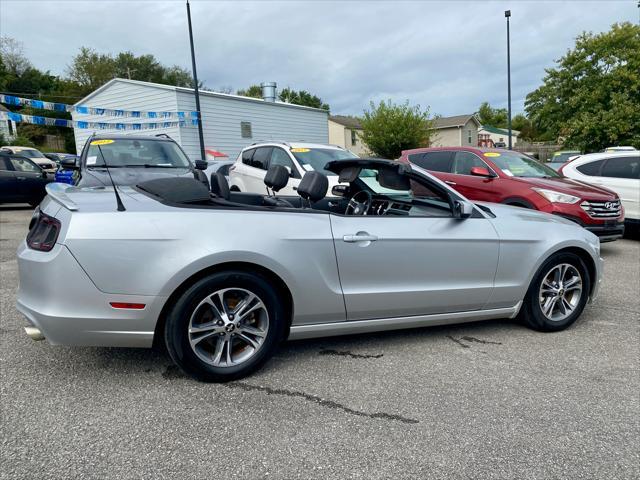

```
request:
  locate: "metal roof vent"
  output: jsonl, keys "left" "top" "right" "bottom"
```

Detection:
{"left": 260, "top": 82, "right": 277, "bottom": 102}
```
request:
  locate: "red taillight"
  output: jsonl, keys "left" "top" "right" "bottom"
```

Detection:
{"left": 109, "top": 302, "right": 146, "bottom": 310}
{"left": 26, "top": 212, "right": 60, "bottom": 252}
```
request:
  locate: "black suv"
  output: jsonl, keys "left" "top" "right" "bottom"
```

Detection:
{"left": 62, "top": 134, "right": 208, "bottom": 188}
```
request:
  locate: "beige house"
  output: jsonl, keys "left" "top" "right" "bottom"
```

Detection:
{"left": 431, "top": 114, "right": 480, "bottom": 147}
{"left": 328, "top": 115, "right": 368, "bottom": 156}
{"left": 478, "top": 124, "right": 520, "bottom": 147}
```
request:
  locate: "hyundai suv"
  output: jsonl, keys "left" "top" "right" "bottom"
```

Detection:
{"left": 399, "top": 147, "right": 624, "bottom": 242}
{"left": 229, "top": 142, "right": 358, "bottom": 196}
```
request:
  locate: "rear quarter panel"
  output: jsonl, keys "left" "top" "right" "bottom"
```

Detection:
{"left": 63, "top": 207, "right": 346, "bottom": 325}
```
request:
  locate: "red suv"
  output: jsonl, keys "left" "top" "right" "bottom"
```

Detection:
{"left": 399, "top": 147, "right": 624, "bottom": 242}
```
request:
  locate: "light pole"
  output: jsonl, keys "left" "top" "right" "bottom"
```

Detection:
{"left": 187, "top": 0, "right": 206, "bottom": 161}
{"left": 505, "top": 10, "right": 512, "bottom": 150}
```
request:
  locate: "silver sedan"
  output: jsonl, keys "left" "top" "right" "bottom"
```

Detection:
{"left": 17, "top": 158, "right": 602, "bottom": 381}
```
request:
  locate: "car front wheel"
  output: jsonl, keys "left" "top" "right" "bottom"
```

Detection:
{"left": 165, "top": 270, "right": 286, "bottom": 382}
{"left": 519, "top": 252, "right": 591, "bottom": 332}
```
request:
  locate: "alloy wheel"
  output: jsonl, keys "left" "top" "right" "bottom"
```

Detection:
{"left": 538, "top": 263, "right": 583, "bottom": 322}
{"left": 188, "top": 288, "right": 269, "bottom": 367}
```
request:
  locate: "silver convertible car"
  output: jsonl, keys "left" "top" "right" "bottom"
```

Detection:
{"left": 17, "top": 158, "right": 602, "bottom": 381}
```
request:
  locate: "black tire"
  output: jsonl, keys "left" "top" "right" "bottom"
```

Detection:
{"left": 164, "top": 270, "right": 286, "bottom": 382}
{"left": 519, "top": 252, "right": 591, "bottom": 332}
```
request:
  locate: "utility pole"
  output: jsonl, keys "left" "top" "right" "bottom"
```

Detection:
{"left": 505, "top": 10, "right": 512, "bottom": 150}
{"left": 186, "top": 0, "right": 206, "bottom": 161}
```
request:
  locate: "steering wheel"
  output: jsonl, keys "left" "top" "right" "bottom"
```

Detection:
{"left": 345, "top": 190, "right": 373, "bottom": 216}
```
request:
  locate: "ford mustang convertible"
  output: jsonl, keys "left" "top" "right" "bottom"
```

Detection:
{"left": 17, "top": 159, "right": 602, "bottom": 381}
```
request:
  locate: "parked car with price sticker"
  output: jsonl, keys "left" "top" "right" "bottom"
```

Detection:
{"left": 228, "top": 142, "right": 358, "bottom": 196}
{"left": 63, "top": 134, "right": 209, "bottom": 188}
{"left": 399, "top": 147, "right": 625, "bottom": 242}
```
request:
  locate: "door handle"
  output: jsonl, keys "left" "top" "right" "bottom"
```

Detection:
{"left": 445, "top": 180, "right": 456, "bottom": 186}
{"left": 16, "top": 176, "right": 27, "bottom": 180}
{"left": 343, "top": 233, "right": 378, "bottom": 243}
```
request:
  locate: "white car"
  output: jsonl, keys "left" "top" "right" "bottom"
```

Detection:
{"left": 0, "top": 146, "right": 57, "bottom": 173}
{"left": 604, "top": 146, "right": 637, "bottom": 153}
{"left": 560, "top": 151, "right": 640, "bottom": 224}
{"left": 229, "top": 142, "right": 358, "bottom": 196}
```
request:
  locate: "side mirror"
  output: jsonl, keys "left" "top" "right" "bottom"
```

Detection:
{"left": 331, "top": 184, "right": 350, "bottom": 197}
{"left": 470, "top": 166, "right": 493, "bottom": 177}
{"left": 61, "top": 157, "right": 79, "bottom": 170}
{"left": 454, "top": 200, "right": 474, "bottom": 219}
{"left": 194, "top": 160, "right": 208, "bottom": 170}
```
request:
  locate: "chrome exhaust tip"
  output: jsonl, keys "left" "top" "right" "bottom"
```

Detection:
{"left": 24, "top": 326, "right": 45, "bottom": 341}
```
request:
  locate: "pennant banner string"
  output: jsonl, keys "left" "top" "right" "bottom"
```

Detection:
{"left": 0, "top": 94, "right": 199, "bottom": 119}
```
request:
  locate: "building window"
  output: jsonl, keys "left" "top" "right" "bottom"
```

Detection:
{"left": 240, "top": 121, "right": 252, "bottom": 138}
{"left": 7, "top": 120, "right": 13, "bottom": 136}
{"left": 351, "top": 129, "right": 357, "bottom": 146}
{"left": 467, "top": 129, "right": 472, "bottom": 144}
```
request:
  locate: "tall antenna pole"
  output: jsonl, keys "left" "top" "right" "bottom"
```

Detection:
{"left": 187, "top": 0, "right": 206, "bottom": 161}
{"left": 505, "top": 10, "right": 512, "bottom": 150}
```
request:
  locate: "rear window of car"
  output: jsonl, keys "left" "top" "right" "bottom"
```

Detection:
{"left": 408, "top": 152, "right": 453, "bottom": 173}
{"left": 601, "top": 156, "right": 640, "bottom": 180}
{"left": 576, "top": 160, "right": 604, "bottom": 176}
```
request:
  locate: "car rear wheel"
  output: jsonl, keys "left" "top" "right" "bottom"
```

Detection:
{"left": 519, "top": 252, "right": 591, "bottom": 332}
{"left": 164, "top": 270, "right": 286, "bottom": 382}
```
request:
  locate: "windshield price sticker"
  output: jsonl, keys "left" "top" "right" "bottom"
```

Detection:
{"left": 484, "top": 152, "right": 501, "bottom": 157}
{"left": 86, "top": 156, "right": 97, "bottom": 165}
{"left": 290, "top": 148, "right": 310, "bottom": 153}
{"left": 302, "top": 164, "right": 314, "bottom": 171}
{"left": 90, "top": 139, "right": 115, "bottom": 146}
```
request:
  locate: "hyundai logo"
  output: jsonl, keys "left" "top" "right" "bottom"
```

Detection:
{"left": 604, "top": 202, "right": 615, "bottom": 209}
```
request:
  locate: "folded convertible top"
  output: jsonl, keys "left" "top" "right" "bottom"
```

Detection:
{"left": 136, "top": 177, "right": 211, "bottom": 204}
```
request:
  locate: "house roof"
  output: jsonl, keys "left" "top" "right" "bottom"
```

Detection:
{"left": 75, "top": 78, "right": 328, "bottom": 114}
{"left": 479, "top": 124, "right": 520, "bottom": 136}
{"left": 0, "top": 104, "right": 9, "bottom": 112}
{"left": 329, "top": 115, "right": 362, "bottom": 130}
{"left": 433, "top": 114, "right": 480, "bottom": 129}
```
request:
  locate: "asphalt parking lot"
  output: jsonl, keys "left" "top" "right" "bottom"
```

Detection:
{"left": 1, "top": 206, "right": 639, "bottom": 480}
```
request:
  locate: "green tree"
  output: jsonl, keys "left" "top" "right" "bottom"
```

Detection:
{"left": 279, "top": 87, "right": 329, "bottom": 110}
{"left": 236, "top": 84, "right": 263, "bottom": 98}
{"left": 526, "top": 22, "right": 640, "bottom": 151}
{"left": 477, "top": 101, "right": 508, "bottom": 128}
{"left": 360, "top": 100, "right": 434, "bottom": 159}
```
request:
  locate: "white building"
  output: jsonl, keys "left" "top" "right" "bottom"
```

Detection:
{"left": 478, "top": 125, "right": 520, "bottom": 147}
{"left": 0, "top": 104, "right": 17, "bottom": 142}
{"left": 71, "top": 79, "right": 329, "bottom": 159}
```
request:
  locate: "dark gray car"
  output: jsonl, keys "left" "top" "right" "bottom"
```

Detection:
{"left": 67, "top": 134, "right": 208, "bottom": 188}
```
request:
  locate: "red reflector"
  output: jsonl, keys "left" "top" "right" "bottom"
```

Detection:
{"left": 109, "top": 302, "right": 146, "bottom": 310}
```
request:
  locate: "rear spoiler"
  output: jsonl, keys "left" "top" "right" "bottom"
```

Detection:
{"left": 45, "top": 183, "right": 78, "bottom": 211}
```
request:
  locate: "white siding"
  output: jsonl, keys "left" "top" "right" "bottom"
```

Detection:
{"left": 71, "top": 80, "right": 180, "bottom": 154}
{"left": 176, "top": 91, "right": 329, "bottom": 160}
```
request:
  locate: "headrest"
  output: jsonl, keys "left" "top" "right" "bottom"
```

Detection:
{"left": 210, "top": 171, "right": 230, "bottom": 200}
{"left": 378, "top": 166, "right": 410, "bottom": 190}
{"left": 137, "top": 177, "right": 210, "bottom": 203}
{"left": 264, "top": 164, "right": 289, "bottom": 192}
{"left": 338, "top": 166, "right": 361, "bottom": 183}
{"left": 297, "top": 171, "right": 328, "bottom": 202}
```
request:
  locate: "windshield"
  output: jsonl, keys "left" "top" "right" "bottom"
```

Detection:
{"left": 85, "top": 139, "right": 191, "bottom": 168}
{"left": 489, "top": 151, "right": 560, "bottom": 178}
{"left": 290, "top": 148, "right": 357, "bottom": 176}
{"left": 15, "top": 149, "right": 46, "bottom": 159}
{"left": 552, "top": 152, "right": 580, "bottom": 163}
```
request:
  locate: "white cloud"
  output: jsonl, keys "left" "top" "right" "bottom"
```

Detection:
{"left": 1, "top": 0, "right": 637, "bottom": 116}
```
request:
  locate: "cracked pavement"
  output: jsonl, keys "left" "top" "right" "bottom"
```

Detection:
{"left": 1, "top": 206, "right": 639, "bottom": 479}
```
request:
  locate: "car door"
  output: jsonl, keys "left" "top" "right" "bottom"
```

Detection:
{"left": 243, "top": 147, "right": 272, "bottom": 193}
{"left": 449, "top": 151, "right": 500, "bottom": 202}
{"left": 599, "top": 156, "right": 640, "bottom": 220}
{"left": 269, "top": 147, "right": 302, "bottom": 195}
{"left": 10, "top": 157, "right": 46, "bottom": 201}
{"left": 330, "top": 176, "right": 500, "bottom": 321}
{"left": 0, "top": 157, "right": 18, "bottom": 202}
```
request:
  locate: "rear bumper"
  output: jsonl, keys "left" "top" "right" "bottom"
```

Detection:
{"left": 16, "top": 241, "right": 165, "bottom": 347}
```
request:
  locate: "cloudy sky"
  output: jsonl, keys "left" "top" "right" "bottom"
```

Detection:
{"left": 1, "top": 0, "right": 637, "bottom": 117}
